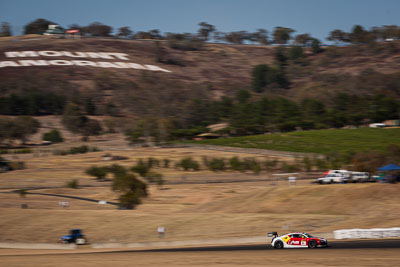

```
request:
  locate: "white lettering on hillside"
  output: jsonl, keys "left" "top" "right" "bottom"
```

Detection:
{"left": 5, "top": 51, "right": 39, "bottom": 58}
{"left": 61, "top": 51, "right": 88, "bottom": 58}
{"left": 4, "top": 51, "right": 129, "bottom": 60}
{"left": 18, "top": 60, "right": 49, "bottom": 66}
{"left": 0, "top": 61, "right": 20, "bottom": 67}
{"left": 0, "top": 59, "right": 172, "bottom": 72}
{"left": 144, "top": 65, "right": 172, "bottom": 73}
{"left": 1, "top": 51, "right": 171, "bottom": 72}
{"left": 48, "top": 60, "right": 74, "bottom": 66}
{"left": 71, "top": 60, "right": 98, "bottom": 67}
{"left": 38, "top": 51, "right": 63, "bottom": 57}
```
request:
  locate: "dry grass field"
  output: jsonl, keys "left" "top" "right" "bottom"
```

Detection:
{"left": 0, "top": 142, "right": 399, "bottom": 246}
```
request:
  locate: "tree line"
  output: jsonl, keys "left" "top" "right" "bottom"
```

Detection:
{"left": 1, "top": 18, "right": 399, "bottom": 46}
{"left": 0, "top": 116, "right": 40, "bottom": 145}
{"left": 123, "top": 91, "right": 399, "bottom": 142}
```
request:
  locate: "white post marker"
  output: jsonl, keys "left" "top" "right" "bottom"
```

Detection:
{"left": 59, "top": 201, "right": 69, "bottom": 208}
{"left": 288, "top": 176, "right": 296, "bottom": 186}
{"left": 157, "top": 227, "right": 165, "bottom": 238}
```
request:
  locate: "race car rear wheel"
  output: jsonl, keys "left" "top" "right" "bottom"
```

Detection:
{"left": 274, "top": 240, "right": 284, "bottom": 249}
{"left": 308, "top": 240, "right": 317, "bottom": 248}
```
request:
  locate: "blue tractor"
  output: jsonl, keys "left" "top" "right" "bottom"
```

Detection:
{"left": 59, "top": 229, "right": 87, "bottom": 245}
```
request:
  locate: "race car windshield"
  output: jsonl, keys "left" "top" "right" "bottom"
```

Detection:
{"left": 303, "top": 233, "right": 313, "bottom": 238}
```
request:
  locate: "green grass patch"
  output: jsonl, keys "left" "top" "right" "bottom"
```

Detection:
{"left": 184, "top": 128, "right": 400, "bottom": 154}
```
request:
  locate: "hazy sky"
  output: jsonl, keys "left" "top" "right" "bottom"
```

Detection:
{"left": 1, "top": 0, "right": 399, "bottom": 42}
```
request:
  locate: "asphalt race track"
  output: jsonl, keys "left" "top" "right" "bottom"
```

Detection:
{"left": 100, "top": 239, "right": 400, "bottom": 254}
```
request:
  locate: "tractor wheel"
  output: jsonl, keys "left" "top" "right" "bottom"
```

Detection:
{"left": 75, "top": 238, "right": 87, "bottom": 245}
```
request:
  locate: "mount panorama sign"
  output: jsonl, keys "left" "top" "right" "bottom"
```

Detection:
{"left": 0, "top": 51, "right": 171, "bottom": 72}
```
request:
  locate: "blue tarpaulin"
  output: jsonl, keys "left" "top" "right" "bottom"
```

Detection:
{"left": 377, "top": 164, "right": 400, "bottom": 171}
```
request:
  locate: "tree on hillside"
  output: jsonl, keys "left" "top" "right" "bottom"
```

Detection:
{"left": 311, "top": 38, "right": 323, "bottom": 54}
{"left": 62, "top": 102, "right": 102, "bottom": 137}
{"left": 0, "top": 22, "right": 12, "bottom": 37}
{"left": 273, "top": 27, "right": 295, "bottom": 44}
{"left": 11, "top": 116, "right": 40, "bottom": 144}
{"left": 86, "top": 166, "right": 108, "bottom": 180}
{"left": 213, "top": 31, "right": 225, "bottom": 42}
{"left": 112, "top": 169, "right": 148, "bottom": 209}
{"left": 380, "top": 25, "right": 400, "bottom": 40}
{"left": 236, "top": 90, "right": 251, "bottom": 104}
{"left": 197, "top": 22, "right": 215, "bottom": 41}
{"left": 252, "top": 29, "right": 269, "bottom": 45}
{"left": 62, "top": 102, "right": 88, "bottom": 133}
{"left": 289, "top": 46, "right": 305, "bottom": 62}
{"left": 274, "top": 46, "right": 288, "bottom": 69}
{"left": 327, "top": 29, "right": 349, "bottom": 43}
{"left": 117, "top": 26, "right": 133, "bottom": 39}
{"left": 349, "top": 25, "right": 370, "bottom": 44}
{"left": 154, "top": 40, "right": 167, "bottom": 63}
{"left": 224, "top": 31, "right": 249, "bottom": 44}
{"left": 251, "top": 63, "right": 290, "bottom": 92}
{"left": 82, "top": 119, "right": 102, "bottom": 137}
{"left": 24, "top": 18, "right": 56, "bottom": 34}
{"left": 0, "top": 117, "right": 12, "bottom": 144}
{"left": 294, "top": 33, "right": 312, "bottom": 45}
{"left": 252, "top": 64, "right": 269, "bottom": 92}
{"left": 135, "top": 29, "right": 162, "bottom": 39}
{"left": 84, "top": 22, "right": 112, "bottom": 37}
{"left": 42, "top": 129, "right": 63, "bottom": 143}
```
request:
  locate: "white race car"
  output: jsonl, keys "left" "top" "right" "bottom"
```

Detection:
{"left": 268, "top": 232, "right": 328, "bottom": 249}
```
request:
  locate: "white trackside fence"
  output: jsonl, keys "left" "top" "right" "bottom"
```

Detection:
{"left": 333, "top": 228, "right": 400, "bottom": 239}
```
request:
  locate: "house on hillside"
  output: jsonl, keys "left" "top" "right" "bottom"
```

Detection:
{"left": 43, "top": 24, "right": 64, "bottom": 37}
{"left": 194, "top": 133, "right": 221, "bottom": 140}
{"left": 383, "top": 120, "right": 400, "bottom": 127}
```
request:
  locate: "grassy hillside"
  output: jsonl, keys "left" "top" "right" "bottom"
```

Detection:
{"left": 186, "top": 183, "right": 400, "bottom": 218}
{"left": 0, "top": 37, "right": 399, "bottom": 141}
{"left": 186, "top": 128, "right": 400, "bottom": 154}
{"left": 0, "top": 37, "right": 400, "bottom": 108}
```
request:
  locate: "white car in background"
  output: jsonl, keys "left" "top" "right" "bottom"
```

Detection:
{"left": 317, "top": 173, "right": 345, "bottom": 184}
{"left": 317, "top": 170, "right": 353, "bottom": 184}
{"left": 349, "top": 172, "right": 370, "bottom": 183}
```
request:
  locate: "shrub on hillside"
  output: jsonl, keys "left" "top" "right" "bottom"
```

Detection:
{"left": 302, "top": 157, "right": 313, "bottom": 172}
{"left": 145, "top": 171, "right": 164, "bottom": 186}
{"left": 131, "top": 159, "right": 150, "bottom": 177}
{"left": 112, "top": 172, "right": 148, "bottom": 210}
{"left": 176, "top": 157, "right": 199, "bottom": 171}
{"left": 163, "top": 158, "right": 170, "bottom": 168}
{"left": 85, "top": 166, "right": 108, "bottom": 180}
{"left": 18, "top": 189, "right": 27, "bottom": 198}
{"left": 242, "top": 158, "right": 261, "bottom": 174}
{"left": 8, "top": 161, "right": 26, "bottom": 170}
{"left": 229, "top": 156, "right": 242, "bottom": 171}
{"left": 53, "top": 145, "right": 100, "bottom": 156}
{"left": 66, "top": 179, "right": 79, "bottom": 189}
{"left": 264, "top": 159, "right": 279, "bottom": 172}
{"left": 42, "top": 129, "right": 63, "bottom": 143}
{"left": 206, "top": 157, "right": 226, "bottom": 172}
{"left": 281, "top": 162, "right": 300, "bottom": 173}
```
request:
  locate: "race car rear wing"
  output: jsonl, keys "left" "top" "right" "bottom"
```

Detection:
{"left": 267, "top": 232, "right": 278, "bottom": 238}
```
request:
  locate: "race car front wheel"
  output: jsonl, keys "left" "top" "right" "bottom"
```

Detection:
{"left": 274, "top": 241, "right": 284, "bottom": 249}
{"left": 308, "top": 240, "right": 317, "bottom": 248}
